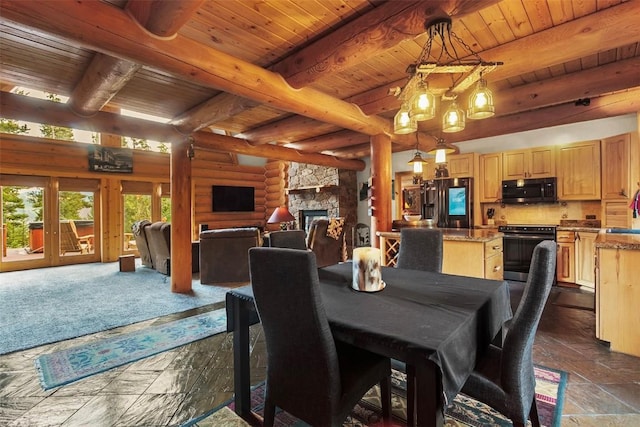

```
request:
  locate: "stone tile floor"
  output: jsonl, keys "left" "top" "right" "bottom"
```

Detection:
{"left": 1, "top": 283, "right": 639, "bottom": 426}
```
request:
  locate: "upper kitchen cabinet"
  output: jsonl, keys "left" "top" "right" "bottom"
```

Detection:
{"left": 479, "top": 153, "right": 502, "bottom": 203}
{"left": 502, "top": 147, "right": 556, "bottom": 180}
{"left": 557, "top": 140, "right": 601, "bottom": 200}
{"left": 601, "top": 133, "right": 639, "bottom": 228}
{"left": 601, "top": 133, "right": 638, "bottom": 200}
{"left": 447, "top": 153, "right": 476, "bottom": 178}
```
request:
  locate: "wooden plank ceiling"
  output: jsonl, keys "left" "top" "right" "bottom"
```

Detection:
{"left": 0, "top": 0, "right": 639, "bottom": 165}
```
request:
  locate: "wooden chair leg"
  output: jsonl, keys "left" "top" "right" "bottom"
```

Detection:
{"left": 379, "top": 375, "right": 392, "bottom": 421}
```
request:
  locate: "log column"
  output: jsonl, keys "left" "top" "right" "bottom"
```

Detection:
{"left": 170, "top": 138, "right": 193, "bottom": 293}
{"left": 370, "top": 134, "right": 392, "bottom": 248}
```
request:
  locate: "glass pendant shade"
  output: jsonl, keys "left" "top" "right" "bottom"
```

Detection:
{"left": 409, "top": 153, "right": 425, "bottom": 174}
{"left": 409, "top": 82, "right": 435, "bottom": 121}
{"left": 435, "top": 149, "right": 446, "bottom": 164}
{"left": 467, "top": 78, "right": 495, "bottom": 119}
{"left": 394, "top": 103, "right": 417, "bottom": 134}
{"left": 442, "top": 100, "right": 465, "bottom": 133}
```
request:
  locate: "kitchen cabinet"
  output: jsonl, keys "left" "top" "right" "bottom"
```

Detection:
{"left": 378, "top": 231, "right": 503, "bottom": 280}
{"left": 502, "top": 147, "right": 555, "bottom": 180}
{"left": 447, "top": 153, "right": 475, "bottom": 178}
{"left": 596, "top": 242, "right": 640, "bottom": 357}
{"left": 601, "top": 134, "right": 631, "bottom": 200}
{"left": 556, "top": 231, "right": 575, "bottom": 284}
{"left": 601, "top": 133, "right": 639, "bottom": 228}
{"left": 557, "top": 140, "right": 601, "bottom": 200}
{"left": 479, "top": 153, "right": 502, "bottom": 203}
{"left": 575, "top": 231, "right": 597, "bottom": 290}
{"left": 442, "top": 237, "right": 503, "bottom": 280}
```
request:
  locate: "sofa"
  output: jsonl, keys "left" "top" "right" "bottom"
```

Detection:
{"left": 199, "top": 227, "right": 261, "bottom": 285}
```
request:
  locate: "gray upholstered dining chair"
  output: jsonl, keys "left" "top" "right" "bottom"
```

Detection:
{"left": 396, "top": 227, "right": 443, "bottom": 272}
{"left": 268, "top": 230, "right": 307, "bottom": 250}
{"left": 459, "top": 240, "right": 557, "bottom": 427}
{"left": 248, "top": 247, "right": 391, "bottom": 426}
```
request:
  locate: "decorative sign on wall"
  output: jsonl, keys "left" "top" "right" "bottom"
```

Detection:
{"left": 88, "top": 146, "right": 133, "bottom": 173}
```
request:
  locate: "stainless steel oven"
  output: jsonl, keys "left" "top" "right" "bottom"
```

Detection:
{"left": 499, "top": 225, "right": 556, "bottom": 282}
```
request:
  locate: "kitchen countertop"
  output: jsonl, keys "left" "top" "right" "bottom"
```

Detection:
{"left": 557, "top": 226, "right": 602, "bottom": 232}
{"left": 596, "top": 232, "right": 640, "bottom": 250}
{"left": 378, "top": 228, "right": 503, "bottom": 243}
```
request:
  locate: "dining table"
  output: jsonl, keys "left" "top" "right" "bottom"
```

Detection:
{"left": 225, "top": 261, "right": 513, "bottom": 427}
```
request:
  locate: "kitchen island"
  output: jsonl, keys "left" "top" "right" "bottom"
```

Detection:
{"left": 595, "top": 231, "right": 640, "bottom": 357}
{"left": 378, "top": 228, "right": 504, "bottom": 280}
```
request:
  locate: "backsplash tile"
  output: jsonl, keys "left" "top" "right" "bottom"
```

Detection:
{"left": 481, "top": 201, "right": 601, "bottom": 225}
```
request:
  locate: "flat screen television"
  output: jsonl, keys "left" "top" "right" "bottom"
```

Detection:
{"left": 212, "top": 185, "right": 255, "bottom": 212}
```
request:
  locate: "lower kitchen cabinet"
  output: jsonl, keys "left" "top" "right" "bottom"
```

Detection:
{"left": 556, "top": 231, "right": 575, "bottom": 284}
{"left": 379, "top": 231, "right": 503, "bottom": 280}
{"left": 575, "top": 231, "right": 597, "bottom": 290}
{"left": 596, "top": 246, "right": 640, "bottom": 357}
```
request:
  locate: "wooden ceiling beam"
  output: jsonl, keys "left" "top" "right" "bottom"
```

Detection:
{"left": 170, "top": 0, "right": 500, "bottom": 134}
{"left": 0, "top": 91, "right": 365, "bottom": 170}
{"left": 0, "top": 0, "right": 404, "bottom": 141}
{"left": 239, "top": 0, "right": 640, "bottom": 146}
{"left": 292, "top": 60, "right": 640, "bottom": 155}
{"left": 68, "top": 0, "right": 203, "bottom": 117}
{"left": 328, "top": 88, "right": 640, "bottom": 158}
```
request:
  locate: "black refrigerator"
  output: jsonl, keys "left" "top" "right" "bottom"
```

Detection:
{"left": 423, "top": 178, "right": 473, "bottom": 228}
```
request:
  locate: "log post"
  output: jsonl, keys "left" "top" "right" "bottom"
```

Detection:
{"left": 170, "top": 138, "right": 193, "bottom": 293}
{"left": 370, "top": 134, "right": 392, "bottom": 248}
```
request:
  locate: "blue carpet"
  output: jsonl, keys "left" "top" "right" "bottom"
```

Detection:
{"left": 0, "top": 261, "right": 231, "bottom": 355}
{"left": 35, "top": 308, "right": 227, "bottom": 389}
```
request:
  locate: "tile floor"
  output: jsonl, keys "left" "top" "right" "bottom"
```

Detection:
{"left": 1, "top": 283, "right": 639, "bottom": 426}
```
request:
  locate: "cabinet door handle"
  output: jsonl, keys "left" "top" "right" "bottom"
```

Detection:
{"left": 493, "top": 265, "right": 502, "bottom": 272}
{"left": 492, "top": 245, "right": 501, "bottom": 250}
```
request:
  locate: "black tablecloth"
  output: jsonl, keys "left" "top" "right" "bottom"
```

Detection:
{"left": 317, "top": 262, "right": 513, "bottom": 405}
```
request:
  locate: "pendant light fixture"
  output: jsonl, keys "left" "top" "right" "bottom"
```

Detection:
{"left": 390, "top": 12, "right": 502, "bottom": 135}
{"left": 407, "top": 135, "right": 428, "bottom": 184}
{"left": 427, "top": 137, "right": 459, "bottom": 165}
{"left": 393, "top": 102, "right": 417, "bottom": 134}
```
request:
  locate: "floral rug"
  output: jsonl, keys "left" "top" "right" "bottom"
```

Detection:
{"left": 35, "top": 308, "right": 227, "bottom": 390}
{"left": 184, "top": 366, "right": 567, "bottom": 427}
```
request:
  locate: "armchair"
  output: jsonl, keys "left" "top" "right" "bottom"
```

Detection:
{"left": 145, "top": 222, "right": 171, "bottom": 275}
{"left": 307, "top": 218, "right": 346, "bottom": 268}
{"left": 199, "top": 227, "right": 261, "bottom": 284}
{"left": 131, "top": 220, "right": 153, "bottom": 268}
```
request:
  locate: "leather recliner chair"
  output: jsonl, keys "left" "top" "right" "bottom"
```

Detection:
{"left": 145, "top": 221, "right": 171, "bottom": 275}
{"left": 307, "top": 218, "right": 346, "bottom": 268}
{"left": 132, "top": 220, "right": 153, "bottom": 268}
{"left": 199, "top": 227, "right": 261, "bottom": 284}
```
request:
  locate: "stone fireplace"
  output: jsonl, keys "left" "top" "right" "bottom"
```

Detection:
{"left": 287, "top": 162, "right": 357, "bottom": 254}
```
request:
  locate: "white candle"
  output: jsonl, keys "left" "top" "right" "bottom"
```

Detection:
{"left": 352, "top": 247, "right": 385, "bottom": 292}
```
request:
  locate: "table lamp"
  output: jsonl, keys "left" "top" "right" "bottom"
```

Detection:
{"left": 268, "top": 206, "right": 295, "bottom": 230}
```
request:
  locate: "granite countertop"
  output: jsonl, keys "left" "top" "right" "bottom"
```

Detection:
{"left": 378, "top": 228, "right": 503, "bottom": 243}
{"left": 596, "top": 232, "right": 640, "bottom": 250}
{"left": 557, "top": 226, "right": 602, "bottom": 232}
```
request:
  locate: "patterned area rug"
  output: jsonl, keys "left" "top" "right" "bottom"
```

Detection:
{"left": 35, "top": 308, "right": 227, "bottom": 390}
{"left": 184, "top": 366, "right": 567, "bottom": 427}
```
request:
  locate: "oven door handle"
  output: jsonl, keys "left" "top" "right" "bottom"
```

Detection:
{"left": 502, "top": 234, "right": 555, "bottom": 240}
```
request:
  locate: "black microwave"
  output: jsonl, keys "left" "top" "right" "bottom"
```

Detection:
{"left": 501, "top": 177, "right": 557, "bottom": 204}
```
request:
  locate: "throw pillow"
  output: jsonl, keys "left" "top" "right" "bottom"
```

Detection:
{"left": 326, "top": 218, "right": 344, "bottom": 240}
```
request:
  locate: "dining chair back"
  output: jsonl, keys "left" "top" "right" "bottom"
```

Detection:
{"left": 249, "top": 247, "right": 391, "bottom": 426}
{"left": 268, "top": 230, "right": 307, "bottom": 250}
{"left": 460, "top": 240, "right": 557, "bottom": 427}
{"left": 396, "top": 227, "right": 443, "bottom": 272}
